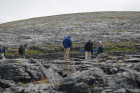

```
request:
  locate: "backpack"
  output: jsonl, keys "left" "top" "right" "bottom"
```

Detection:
{"left": 19, "top": 46, "right": 23, "bottom": 53}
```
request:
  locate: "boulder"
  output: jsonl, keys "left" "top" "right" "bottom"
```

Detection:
{"left": 0, "top": 87, "right": 3, "bottom": 93}
{"left": 12, "top": 83, "right": 54, "bottom": 93}
{"left": 0, "top": 64, "right": 30, "bottom": 80}
{"left": 56, "top": 77, "right": 76, "bottom": 92}
{"left": 38, "top": 63, "right": 62, "bottom": 85}
{"left": 0, "top": 79, "right": 15, "bottom": 88}
{"left": 124, "top": 58, "right": 140, "bottom": 62}
{"left": 104, "top": 74, "right": 138, "bottom": 89}
{"left": 74, "top": 82, "right": 89, "bottom": 93}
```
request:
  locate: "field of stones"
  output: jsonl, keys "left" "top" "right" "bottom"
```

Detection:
{"left": 0, "top": 12, "right": 140, "bottom": 93}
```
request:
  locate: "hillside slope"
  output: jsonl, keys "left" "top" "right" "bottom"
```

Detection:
{"left": 0, "top": 11, "right": 140, "bottom": 53}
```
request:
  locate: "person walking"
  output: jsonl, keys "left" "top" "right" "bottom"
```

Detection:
{"left": 0, "top": 47, "right": 8, "bottom": 60}
{"left": 97, "top": 41, "right": 105, "bottom": 59}
{"left": 63, "top": 35, "right": 72, "bottom": 61}
{"left": 18, "top": 44, "right": 27, "bottom": 59}
{"left": 84, "top": 40, "right": 93, "bottom": 60}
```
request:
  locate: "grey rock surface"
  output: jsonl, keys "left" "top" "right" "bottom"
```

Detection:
{"left": 0, "top": 79, "right": 15, "bottom": 88}
{"left": 0, "top": 12, "right": 140, "bottom": 49}
{"left": 0, "top": 12, "right": 140, "bottom": 93}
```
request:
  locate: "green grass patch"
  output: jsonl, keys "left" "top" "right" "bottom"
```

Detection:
{"left": 25, "top": 50, "right": 46, "bottom": 55}
{"left": 103, "top": 41, "right": 140, "bottom": 52}
{"left": 5, "top": 41, "right": 140, "bottom": 56}
{"left": 6, "top": 51, "right": 18, "bottom": 55}
{"left": 21, "top": 82, "right": 28, "bottom": 87}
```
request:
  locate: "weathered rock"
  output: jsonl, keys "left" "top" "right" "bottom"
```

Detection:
{"left": 38, "top": 62, "right": 62, "bottom": 85}
{"left": 75, "top": 75, "right": 98, "bottom": 86}
{"left": 124, "top": 58, "right": 140, "bottom": 62}
{"left": 74, "top": 82, "right": 89, "bottom": 93}
{"left": 0, "top": 64, "right": 30, "bottom": 80}
{"left": 114, "top": 88, "right": 127, "bottom": 93}
{"left": 25, "top": 68, "right": 43, "bottom": 81}
{"left": 56, "top": 77, "right": 76, "bottom": 92}
{"left": 110, "top": 67, "right": 118, "bottom": 74}
{"left": 0, "top": 87, "right": 3, "bottom": 93}
{"left": 12, "top": 83, "right": 54, "bottom": 93}
{"left": 90, "top": 87, "right": 103, "bottom": 93}
{"left": 0, "top": 79, "right": 15, "bottom": 88}
{"left": 104, "top": 74, "right": 138, "bottom": 89}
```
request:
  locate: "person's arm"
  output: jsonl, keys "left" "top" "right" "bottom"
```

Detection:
{"left": 22, "top": 46, "right": 25, "bottom": 55}
{"left": 97, "top": 47, "right": 99, "bottom": 54}
{"left": 101, "top": 45, "right": 105, "bottom": 52}
{"left": 91, "top": 44, "right": 93, "bottom": 54}
{"left": 84, "top": 43, "right": 87, "bottom": 52}
{"left": 4, "top": 48, "right": 6, "bottom": 57}
{"left": 63, "top": 40, "right": 64, "bottom": 46}
{"left": 69, "top": 39, "right": 72, "bottom": 47}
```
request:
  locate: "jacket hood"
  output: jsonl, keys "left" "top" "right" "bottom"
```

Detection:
{"left": 66, "top": 35, "right": 71, "bottom": 38}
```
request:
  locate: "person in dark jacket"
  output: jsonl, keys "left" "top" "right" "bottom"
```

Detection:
{"left": 63, "top": 35, "right": 72, "bottom": 61}
{"left": 18, "top": 44, "right": 27, "bottom": 59}
{"left": 0, "top": 47, "right": 8, "bottom": 60}
{"left": 84, "top": 40, "right": 93, "bottom": 60}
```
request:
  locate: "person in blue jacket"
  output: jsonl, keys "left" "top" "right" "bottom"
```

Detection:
{"left": 0, "top": 47, "right": 8, "bottom": 60}
{"left": 63, "top": 35, "right": 72, "bottom": 61}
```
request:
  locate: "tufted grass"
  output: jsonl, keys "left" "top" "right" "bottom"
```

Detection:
{"left": 21, "top": 82, "right": 28, "bottom": 87}
{"left": 33, "top": 78, "right": 49, "bottom": 85}
{"left": 54, "top": 81, "right": 62, "bottom": 87}
{"left": 25, "top": 50, "right": 46, "bottom": 55}
{"left": 5, "top": 41, "right": 140, "bottom": 56}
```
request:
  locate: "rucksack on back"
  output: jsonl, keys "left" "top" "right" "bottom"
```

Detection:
{"left": 18, "top": 46, "right": 23, "bottom": 53}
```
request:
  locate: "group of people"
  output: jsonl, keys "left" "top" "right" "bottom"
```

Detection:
{"left": 0, "top": 44, "right": 27, "bottom": 60}
{"left": 63, "top": 35, "right": 105, "bottom": 61}
{"left": 84, "top": 40, "right": 105, "bottom": 60}
{"left": 0, "top": 35, "right": 105, "bottom": 60}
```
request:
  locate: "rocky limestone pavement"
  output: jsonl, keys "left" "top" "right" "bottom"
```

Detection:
{"left": 0, "top": 12, "right": 140, "bottom": 51}
{"left": 0, "top": 53, "right": 140, "bottom": 92}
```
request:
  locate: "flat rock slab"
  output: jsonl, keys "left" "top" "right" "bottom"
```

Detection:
{"left": 124, "top": 58, "right": 140, "bottom": 62}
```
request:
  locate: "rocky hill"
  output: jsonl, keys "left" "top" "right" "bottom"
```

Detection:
{"left": 0, "top": 11, "right": 140, "bottom": 54}
{"left": 0, "top": 12, "right": 140, "bottom": 93}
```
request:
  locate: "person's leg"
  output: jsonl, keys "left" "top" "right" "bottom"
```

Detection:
{"left": 20, "top": 54, "right": 25, "bottom": 59}
{"left": 97, "top": 53, "right": 102, "bottom": 60}
{"left": 88, "top": 52, "right": 91, "bottom": 60}
{"left": 1, "top": 53, "right": 5, "bottom": 59}
{"left": 23, "top": 55, "right": 25, "bottom": 59}
{"left": 20, "top": 54, "right": 22, "bottom": 58}
{"left": 85, "top": 51, "right": 88, "bottom": 60}
{"left": 64, "top": 48, "right": 67, "bottom": 60}
{"left": 65, "top": 48, "right": 70, "bottom": 60}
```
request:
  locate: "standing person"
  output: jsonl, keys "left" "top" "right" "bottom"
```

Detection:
{"left": 0, "top": 47, "right": 8, "bottom": 60}
{"left": 97, "top": 41, "right": 105, "bottom": 59}
{"left": 18, "top": 44, "right": 27, "bottom": 59}
{"left": 84, "top": 40, "right": 93, "bottom": 60}
{"left": 63, "top": 35, "right": 72, "bottom": 61}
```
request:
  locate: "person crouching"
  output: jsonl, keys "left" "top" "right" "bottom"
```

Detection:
{"left": 0, "top": 47, "right": 8, "bottom": 60}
